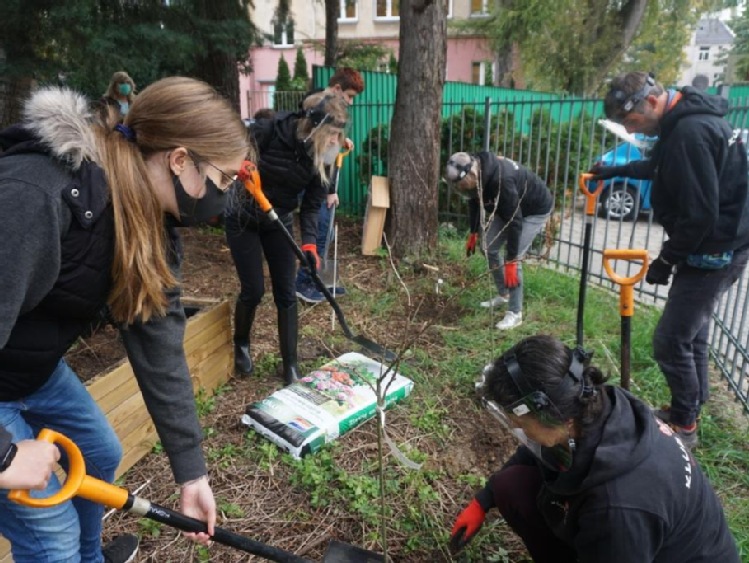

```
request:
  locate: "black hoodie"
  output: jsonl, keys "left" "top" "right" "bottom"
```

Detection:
{"left": 475, "top": 387, "right": 739, "bottom": 563}
{"left": 468, "top": 152, "right": 553, "bottom": 260}
{"left": 622, "top": 87, "right": 749, "bottom": 263}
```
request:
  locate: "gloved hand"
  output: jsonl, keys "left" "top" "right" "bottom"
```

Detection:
{"left": 646, "top": 255, "right": 674, "bottom": 285}
{"left": 466, "top": 233, "right": 478, "bottom": 257}
{"left": 449, "top": 498, "right": 486, "bottom": 552}
{"left": 504, "top": 261, "right": 519, "bottom": 288}
{"left": 588, "top": 161, "right": 625, "bottom": 181}
{"left": 301, "top": 244, "right": 320, "bottom": 273}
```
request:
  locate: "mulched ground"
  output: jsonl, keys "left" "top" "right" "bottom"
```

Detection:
{"left": 64, "top": 218, "right": 523, "bottom": 562}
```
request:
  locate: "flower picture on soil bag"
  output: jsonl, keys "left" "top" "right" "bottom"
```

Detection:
{"left": 300, "top": 361, "right": 376, "bottom": 410}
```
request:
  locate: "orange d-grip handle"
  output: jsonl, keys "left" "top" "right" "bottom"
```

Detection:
{"left": 8, "top": 429, "right": 129, "bottom": 510}
{"left": 602, "top": 249, "right": 649, "bottom": 317}
{"left": 578, "top": 173, "right": 605, "bottom": 216}
{"left": 238, "top": 161, "right": 273, "bottom": 214}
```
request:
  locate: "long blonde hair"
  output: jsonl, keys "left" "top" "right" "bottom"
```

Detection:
{"left": 94, "top": 76, "right": 250, "bottom": 324}
{"left": 297, "top": 92, "right": 348, "bottom": 184}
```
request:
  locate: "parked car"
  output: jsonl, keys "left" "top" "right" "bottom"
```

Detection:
{"left": 589, "top": 138, "right": 653, "bottom": 222}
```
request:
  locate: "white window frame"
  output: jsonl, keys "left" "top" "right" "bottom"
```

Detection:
{"left": 446, "top": 0, "right": 453, "bottom": 18}
{"left": 272, "top": 19, "right": 295, "bottom": 48}
{"left": 698, "top": 46, "right": 710, "bottom": 61}
{"left": 472, "top": 61, "right": 486, "bottom": 86}
{"left": 374, "top": 0, "right": 399, "bottom": 21}
{"left": 339, "top": 0, "right": 358, "bottom": 22}
{"left": 470, "top": 0, "right": 489, "bottom": 16}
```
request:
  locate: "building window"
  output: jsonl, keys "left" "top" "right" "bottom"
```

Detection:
{"left": 376, "top": 0, "right": 399, "bottom": 19}
{"left": 446, "top": 0, "right": 453, "bottom": 18}
{"left": 273, "top": 19, "right": 294, "bottom": 47}
{"left": 472, "top": 62, "right": 483, "bottom": 85}
{"left": 698, "top": 46, "right": 710, "bottom": 61}
{"left": 471, "top": 0, "right": 489, "bottom": 15}
{"left": 339, "top": 0, "right": 357, "bottom": 21}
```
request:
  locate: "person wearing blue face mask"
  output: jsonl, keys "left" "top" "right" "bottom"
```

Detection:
{"left": 99, "top": 71, "right": 136, "bottom": 120}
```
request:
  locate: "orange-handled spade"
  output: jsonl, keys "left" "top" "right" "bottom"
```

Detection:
{"left": 575, "top": 173, "right": 605, "bottom": 348}
{"left": 9, "top": 429, "right": 310, "bottom": 562}
{"left": 602, "top": 249, "right": 649, "bottom": 390}
{"left": 238, "top": 161, "right": 396, "bottom": 362}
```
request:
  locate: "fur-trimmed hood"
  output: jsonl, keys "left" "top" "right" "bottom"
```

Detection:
{"left": 0, "top": 87, "right": 98, "bottom": 171}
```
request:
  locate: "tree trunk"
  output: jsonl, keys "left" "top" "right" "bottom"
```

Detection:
{"left": 324, "top": 0, "right": 339, "bottom": 66}
{"left": 387, "top": 0, "right": 447, "bottom": 259}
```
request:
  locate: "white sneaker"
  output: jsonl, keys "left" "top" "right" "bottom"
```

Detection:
{"left": 496, "top": 311, "right": 522, "bottom": 330}
{"left": 480, "top": 294, "right": 509, "bottom": 308}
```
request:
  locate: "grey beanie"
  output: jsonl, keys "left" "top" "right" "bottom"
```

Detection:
{"left": 445, "top": 152, "right": 474, "bottom": 182}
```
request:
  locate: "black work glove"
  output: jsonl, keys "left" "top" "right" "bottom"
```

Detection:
{"left": 588, "top": 161, "right": 627, "bottom": 181}
{"left": 646, "top": 255, "right": 674, "bottom": 285}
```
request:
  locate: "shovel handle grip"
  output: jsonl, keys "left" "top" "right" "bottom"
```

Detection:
{"left": 602, "top": 249, "right": 649, "bottom": 317}
{"left": 239, "top": 161, "right": 273, "bottom": 214}
{"left": 578, "top": 173, "right": 605, "bottom": 216}
{"left": 8, "top": 429, "right": 129, "bottom": 510}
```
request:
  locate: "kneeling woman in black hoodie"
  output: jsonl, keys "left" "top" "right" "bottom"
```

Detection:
{"left": 225, "top": 92, "right": 348, "bottom": 385}
{"left": 450, "top": 335, "right": 739, "bottom": 563}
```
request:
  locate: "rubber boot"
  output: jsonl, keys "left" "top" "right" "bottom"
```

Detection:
{"left": 233, "top": 299, "right": 256, "bottom": 377}
{"left": 278, "top": 303, "right": 301, "bottom": 386}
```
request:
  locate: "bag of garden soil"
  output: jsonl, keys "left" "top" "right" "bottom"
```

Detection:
{"left": 240, "top": 353, "right": 413, "bottom": 458}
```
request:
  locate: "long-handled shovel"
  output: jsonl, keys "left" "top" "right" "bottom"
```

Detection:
{"left": 602, "top": 249, "right": 649, "bottom": 390}
{"left": 9, "top": 429, "right": 384, "bottom": 563}
{"left": 238, "top": 162, "right": 396, "bottom": 362}
{"left": 318, "top": 150, "right": 350, "bottom": 287}
{"left": 576, "top": 173, "right": 605, "bottom": 347}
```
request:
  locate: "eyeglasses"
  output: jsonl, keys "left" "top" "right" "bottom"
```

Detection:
{"left": 187, "top": 150, "right": 238, "bottom": 193}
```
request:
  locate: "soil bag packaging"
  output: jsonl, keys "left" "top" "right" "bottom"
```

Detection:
{"left": 241, "top": 353, "right": 413, "bottom": 458}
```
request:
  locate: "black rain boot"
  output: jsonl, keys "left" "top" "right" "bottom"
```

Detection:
{"left": 278, "top": 303, "right": 301, "bottom": 386}
{"left": 233, "top": 299, "right": 256, "bottom": 377}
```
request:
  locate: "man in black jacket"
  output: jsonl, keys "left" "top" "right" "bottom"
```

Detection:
{"left": 590, "top": 72, "right": 749, "bottom": 448}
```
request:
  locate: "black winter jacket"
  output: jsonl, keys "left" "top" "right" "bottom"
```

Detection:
{"left": 247, "top": 112, "right": 327, "bottom": 245}
{"left": 468, "top": 152, "right": 553, "bottom": 260}
{"left": 475, "top": 387, "right": 739, "bottom": 563}
{"left": 618, "top": 87, "right": 749, "bottom": 263}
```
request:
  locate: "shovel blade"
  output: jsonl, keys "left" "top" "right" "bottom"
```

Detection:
{"left": 322, "top": 540, "right": 384, "bottom": 563}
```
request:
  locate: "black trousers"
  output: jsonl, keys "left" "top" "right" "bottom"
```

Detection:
{"left": 490, "top": 464, "right": 577, "bottom": 563}
{"left": 225, "top": 207, "right": 297, "bottom": 310}
{"left": 653, "top": 247, "right": 749, "bottom": 427}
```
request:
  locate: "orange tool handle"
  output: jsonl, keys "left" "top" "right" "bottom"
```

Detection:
{"left": 578, "top": 173, "right": 605, "bottom": 216}
{"left": 335, "top": 148, "right": 351, "bottom": 169}
{"left": 602, "top": 249, "right": 649, "bottom": 317}
{"left": 238, "top": 161, "right": 273, "bottom": 214}
{"left": 8, "top": 429, "right": 129, "bottom": 510}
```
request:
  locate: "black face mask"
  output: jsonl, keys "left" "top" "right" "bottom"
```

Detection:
{"left": 171, "top": 173, "right": 227, "bottom": 226}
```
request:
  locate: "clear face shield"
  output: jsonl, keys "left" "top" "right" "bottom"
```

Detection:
{"left": 476, "top": 361, "right": 576, "bottom": 472}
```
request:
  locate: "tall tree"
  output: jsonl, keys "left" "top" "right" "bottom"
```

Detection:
{"left": 387, "top": 0, "right": 447, "bottom": 258}
{"left": 325, "top": 0, "right": 340, "bottom": 66}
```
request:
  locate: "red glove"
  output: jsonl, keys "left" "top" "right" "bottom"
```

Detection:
{"left": 504, "top": 261, "right": 519, "bottom": 288}
{"left": 466, "top": 233, "right": 478, "bottom": 257}
{"left": 301, "top": 244, "right": 320, "bottom": 272}
{"left": 449, "top": 498, "right": 486, "bottom": 551}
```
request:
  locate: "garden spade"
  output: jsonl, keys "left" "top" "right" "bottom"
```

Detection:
{"left": 602, "top": 249, "right": 649, "bottom": 390}
{"left": 9, "top": 429, "right": 384, "bottom": 563}
{"left": 238, "top": 161, "right": 397, "bottom": 362}
{"left": 576, "top": 173, "right": 605, "bottom": 347}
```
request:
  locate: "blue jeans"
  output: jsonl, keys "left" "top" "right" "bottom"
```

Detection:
{"left": 0, "top": 360, "right": 122, "bottom": 563}
{"left": 653, "top": 246, "right": 749, "bottom": 427}
{"left": 296, "top": 200, "right": 334, "bottom": 288}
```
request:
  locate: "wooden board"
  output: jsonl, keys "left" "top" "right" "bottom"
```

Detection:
{"left": 0, "top": 300, "right": 233, "bottom": 561}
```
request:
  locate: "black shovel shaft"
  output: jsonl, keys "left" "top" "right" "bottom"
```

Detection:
{"left": 620, "top": 316, "right": 631, "bottom": 390}
{"left": 140, "top": 500, "right": 311, "bottom": 563}
{"left": 272, "top": 213, "right": 396, "bottom": 361}
{"left": 576, "top": 221, "right": 593, "bottom": 347}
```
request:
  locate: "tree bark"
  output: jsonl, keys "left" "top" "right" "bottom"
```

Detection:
{"left": 387, "top": 0, "right": 447, "bottom": 259}
{"left": 324, "top": 0, "right": 339, "bottom": 66}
